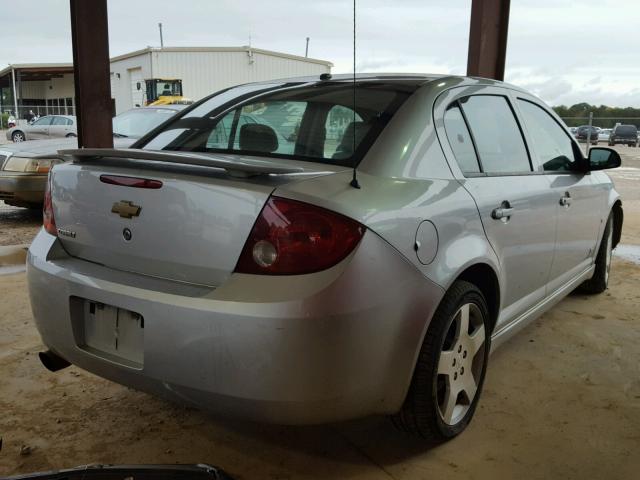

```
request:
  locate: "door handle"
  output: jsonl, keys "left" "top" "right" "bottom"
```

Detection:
{"left": 560, "top": 192, "right": 572, "bottom": 207}
{"left": 491, "top": 201, "right": 514, "bottom": 220}
{"left": 491, "top": 207, "right": 514, "bottom": 219}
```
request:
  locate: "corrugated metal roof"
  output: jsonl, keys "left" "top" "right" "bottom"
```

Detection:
{"left": 0, "top": 63, "right": 74, "bottom": 77}
{"left": 110, "top": 46, "right": 333, "bottom": 67}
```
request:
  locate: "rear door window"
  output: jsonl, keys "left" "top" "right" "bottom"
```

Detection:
{"left": 517, "top": 99, "right": 579, "bottom": 172}
{"left": 459, "top": 95, "right": 531, "bottom": 174}
{"left": 51, "top": 116, "right": 72, "bottom": 126}
{"left": 443, "top": 104, "right": 480, "bottom": 174}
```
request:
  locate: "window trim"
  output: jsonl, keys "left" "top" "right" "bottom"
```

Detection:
{"left": 455, "top": 94, "right": 535, "bottom": 177}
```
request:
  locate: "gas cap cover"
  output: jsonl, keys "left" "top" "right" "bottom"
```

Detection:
{"left": 415, "top": 220, "right": 438, "bottom": 265}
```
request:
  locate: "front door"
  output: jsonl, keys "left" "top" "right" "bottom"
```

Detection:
{"left": 513, "top": 97, "right": 603, "bottom": 292}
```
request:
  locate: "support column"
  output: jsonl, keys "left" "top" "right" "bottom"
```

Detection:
{"left": 11, "top": 68, "right": 18, "bottom": 118}
{"left": 70, "top": 0, "right": 113, "bottom": 148}
{"left": 467, "top": 0, "right": 511, "bottom": 81}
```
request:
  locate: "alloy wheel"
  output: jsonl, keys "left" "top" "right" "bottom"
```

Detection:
{"left": 436, "top": 303, "right": 486, "bottom": 425}
{"left": 12, "top": 132, "right": 24, "bottom": 142}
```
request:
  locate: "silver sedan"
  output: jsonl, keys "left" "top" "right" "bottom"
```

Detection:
{"left": 6, "top": 115, "right": 76, "bottom": 142}
{"left": 27, "top": 74, "right": 622, "bottom": 441}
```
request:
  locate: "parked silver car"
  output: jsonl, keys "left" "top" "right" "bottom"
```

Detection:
{"left": 6, "top": 115, "right": 77, "bottom": 142}
{"left": 27, "top": 75, "right": 622, "bottom": 441}
{"left": 0, "top": 106, "right": 184, "bottom": 208}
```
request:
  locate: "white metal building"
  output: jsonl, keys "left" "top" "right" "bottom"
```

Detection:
{"left": 0, "top": 47, "right": 332, "bottom": 119}
{"left": 109, "top": 46, "right": 333, "bottom": 114}
{"left": 0, "top": 63, "right": 75, "bottom": 119}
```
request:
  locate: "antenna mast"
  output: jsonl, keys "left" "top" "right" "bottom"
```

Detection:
{"left": 349, "top": 0, "right": 361, "bottom": 189}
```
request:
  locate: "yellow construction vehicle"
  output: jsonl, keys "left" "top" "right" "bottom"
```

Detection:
{"left": 143, "top": 78, "right": 193, "bottom": 106}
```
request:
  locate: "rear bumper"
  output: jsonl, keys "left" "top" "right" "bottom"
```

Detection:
{"left": 0, "top": 172, "right": 46, "bottom": 206}
{"left": 27, "top": 229, "right": 444, "bottom": 424}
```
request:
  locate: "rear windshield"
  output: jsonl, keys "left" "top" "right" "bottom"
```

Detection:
{"left": 615, "top": 125, "right": 637, "bottom": 135}
{"left": 140, "top": 82, "right": 414, "bottom": 167}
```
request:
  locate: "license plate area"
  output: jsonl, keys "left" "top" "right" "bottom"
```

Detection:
{"left": 71, "top": 297, "right": 144, "bottom": 368}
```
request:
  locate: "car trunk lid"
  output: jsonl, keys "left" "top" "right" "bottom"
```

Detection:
{"left": 50, "top": 150, "right": 339, "bottom": 286}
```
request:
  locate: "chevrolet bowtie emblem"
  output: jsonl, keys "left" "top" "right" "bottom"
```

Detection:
{"left": 111, "top": 200, "right": 141, "bottom": 219}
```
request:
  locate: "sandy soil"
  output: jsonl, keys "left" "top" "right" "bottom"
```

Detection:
{"left": 1, "top": 261, "right": 638, "bottom": 479}
{"left": 0, "top": 202, "right": 41, "bottom": 246}
{"left": 0, "top": 146, "right": 639, "bottom": 479}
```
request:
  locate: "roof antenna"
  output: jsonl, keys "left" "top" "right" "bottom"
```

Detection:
{"left": 349, "top": 0, "right": 361, "bottom": 189}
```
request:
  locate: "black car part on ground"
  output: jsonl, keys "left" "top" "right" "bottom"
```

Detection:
{"left": 0, "top": 464, "right": 234, "bottom": 480}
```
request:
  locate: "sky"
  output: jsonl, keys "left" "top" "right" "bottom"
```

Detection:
{"left": 1, "top": 0, "right": 639, "bottom": 107}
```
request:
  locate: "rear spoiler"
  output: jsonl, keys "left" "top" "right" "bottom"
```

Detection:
{"left": 57, "top": 148, "right": 304, "bottom": 178}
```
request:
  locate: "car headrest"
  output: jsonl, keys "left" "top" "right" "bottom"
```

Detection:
{"left": 239, "top": 124, "right": 278, "bottom": 153}
{"left": 332, "top": 121, "right": 370, "bottom": 160}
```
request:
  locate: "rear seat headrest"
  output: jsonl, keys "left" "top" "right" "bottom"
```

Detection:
{"left": 239, "top": 124, "right": 279, "bottom": 153}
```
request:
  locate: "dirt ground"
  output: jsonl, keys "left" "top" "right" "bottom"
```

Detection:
{"left": 1, "top": 146, "right": 639, "bottom": 479}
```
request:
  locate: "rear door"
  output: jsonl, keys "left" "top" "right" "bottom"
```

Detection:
{"left": 514, "top": 96, "right": 604, "bottom": 291}
{"left": 27, "top": 116, "right": 53, "bottom": 139}
{"left": 438, "top": 88, "right": 558, "bottom": 329}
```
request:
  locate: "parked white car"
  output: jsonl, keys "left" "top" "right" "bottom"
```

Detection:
{"left": 598, "top": 128, "right": 612, "bottom": 142}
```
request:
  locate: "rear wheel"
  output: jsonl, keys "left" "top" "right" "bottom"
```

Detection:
{"left": 579, "top": 214, "right": 613, "bottom": 294}
{"left": 65, "top": 133, "right": 77, "bottom": 138}
{"left": 393, "top": 281, "right": 490, "bottom": 441}
{"left": 12, "top": 131, "right": 25, "bottom": 142}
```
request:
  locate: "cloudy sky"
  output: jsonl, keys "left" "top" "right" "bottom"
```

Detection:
{"left": 1, "top": 0, "right": 639, "bottom": 107}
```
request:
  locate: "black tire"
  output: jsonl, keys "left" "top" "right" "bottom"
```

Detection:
{"left": 393, "top": 280, "right": 491, "bottom": 441}
{"left": 65, "top": 133, "right": 77, "bottom": 138}
{"left": 11, "top": 130, "right": 25, "bottom": 142}
{"left": 579, "top": 214, "right": 613, "bottom": 294}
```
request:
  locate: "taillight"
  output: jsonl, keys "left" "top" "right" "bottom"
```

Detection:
{"left": 43, "top": 174, "right": 57, "bottom": 236}
{"left": 235, "top": 196, "right": 365, "bottom": 275}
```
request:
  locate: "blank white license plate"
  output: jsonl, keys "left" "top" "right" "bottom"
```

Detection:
{"left": 81, "top": 300, "right": 144, "bottom": 368}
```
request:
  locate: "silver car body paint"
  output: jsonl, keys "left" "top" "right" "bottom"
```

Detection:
{"left": 27, "top": 75, "right": 620, "bottom": 423}
{"left": 6, "top": 115, "right": 76, "bottom": 141}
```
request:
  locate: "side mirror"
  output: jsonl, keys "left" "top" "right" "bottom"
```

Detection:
{"left": 587, "top": 147, "right": 621, "bottom": 171}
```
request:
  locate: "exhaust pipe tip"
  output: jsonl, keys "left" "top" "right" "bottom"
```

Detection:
{"left": 39, "top": 350, "right": 71, "bottom": 372}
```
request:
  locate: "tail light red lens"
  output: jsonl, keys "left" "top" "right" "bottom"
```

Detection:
{"left": 43, "top": 174, "right": 57, "bottom": 236}
{"left": 100, "top": 174, "right": 163, "bottom": 189}
{"left": 235, "top": 196, "right": 365, "bottom": 275}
